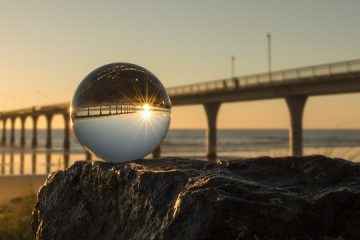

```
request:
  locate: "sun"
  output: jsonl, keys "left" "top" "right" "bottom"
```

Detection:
{"left": 140, "top": 104, "right": 152, "bottom": 119}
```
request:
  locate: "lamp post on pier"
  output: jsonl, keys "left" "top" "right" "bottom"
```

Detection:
{"left": 267, "top": 33, "right": 272, "bottom": 81}
{"left": 231, "top": 55, "right": 235, "bottom": 79}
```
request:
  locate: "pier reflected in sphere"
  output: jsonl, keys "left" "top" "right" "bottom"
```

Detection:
{"left": 71, "top": 63, "right": 171, "bottom": 162}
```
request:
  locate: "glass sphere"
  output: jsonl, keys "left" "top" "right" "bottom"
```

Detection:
{"left": 71, "top": 63, "right": 171, "bottom": 162}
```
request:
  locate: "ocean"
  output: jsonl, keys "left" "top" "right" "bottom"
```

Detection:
{"left": 1, "top": 129, "right": 360, "bottom": 175}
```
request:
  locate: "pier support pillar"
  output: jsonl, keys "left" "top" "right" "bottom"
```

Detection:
{"left": 63, "top": 113, "right": 70, "bottom": 150}
{"left": 85, "top": 150, "right": 92, "bottom": 161}
{"left": 203, "top": 102, "right": 221, "bottom": 160}
{"left": 10, "top": 117, "right": 15, "bottom": 146}
{"left": 1, "top": 118, "right": 6, "bottom": 146}
{"left": 63, "top": 152, "right": 69, "bottom": 169}
{"left": 32, "top": 115, "right": 38, "bottom": 148}
{"left": 46, "top": 114, "right": 53, "bottom": 149}
{"left": 285, "top": 96, "right": 308, "bottom": 157}
{"left": 152, "top": 146, "right": 161, "bottom": 158}
{"left": 20, "top": 116, "right": 26, "bottom": 147}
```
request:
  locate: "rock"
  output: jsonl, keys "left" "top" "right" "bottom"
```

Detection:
{"left": 32, "top": 156, "right": 360, "bottom": 240}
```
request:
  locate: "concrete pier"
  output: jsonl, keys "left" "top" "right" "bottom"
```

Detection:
{"left": 20, "top": 116, "right": 26, "bottom": 147}
{"left": 32, "top": 115, "right": 38, "bottom": 148}
{"left": 46, "top": 114, "right": 53, "bottom": 149}
{"left": 203, "top": 102, "right": 221, "bottom": 160}
{"left": 63, "top": 113, "right": 70, "bottom": 150}
{"left": 1, "top": 103, "right": 70, "bottom": 153}
{"left": 0, "top": 105, "right": 74, "bottom": 175}
{"left": 0, "top": 104, "right": 76, "bottom": 176}
{"left": 1, "top": 119, "right": 6, "bottom": 146}
{"left": 63, "top": 152, "right": 69, "bottom": 169}
{"left": 285, "top": 96, "right": 308, "bottom": 157}
{"left": 85, "top": 150, "right": 92, "bottom": 161}
{"left": 0, "top": 58, "right": 359, "bottom": 170}
{"left": 10, "top": 117, "right": 15, "bottom": 146}
{"left": 152, "top": 146, "right": 161, "bottom": 158}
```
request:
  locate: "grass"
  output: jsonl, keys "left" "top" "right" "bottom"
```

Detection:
{"left": 0, "top": 191, "right": 37, "bottom": 240}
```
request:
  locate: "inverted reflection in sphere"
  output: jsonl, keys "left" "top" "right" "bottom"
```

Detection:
{"left": 71, "top": 63, "right": 171, "bottom": 162}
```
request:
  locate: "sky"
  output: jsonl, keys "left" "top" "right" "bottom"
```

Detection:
{"left": 0, "top": 0, "right": 360, "bottom": 129}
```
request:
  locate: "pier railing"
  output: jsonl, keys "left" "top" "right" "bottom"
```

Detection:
{"left": 167, "top": 59, "right": 360, "bottom": 96}
{"left": 73, "top": 104, "right": 137, "bottom": 118}
{"left": 73, "top": 104, "right": 170, "bottom": 119}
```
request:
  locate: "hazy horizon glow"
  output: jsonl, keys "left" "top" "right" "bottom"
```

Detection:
{"left": 1, "top": 0, "right": 360, "bottom": 129}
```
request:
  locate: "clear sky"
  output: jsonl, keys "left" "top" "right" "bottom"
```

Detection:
{"left": 1, "top": 0, "right": 360, "bottom": 129}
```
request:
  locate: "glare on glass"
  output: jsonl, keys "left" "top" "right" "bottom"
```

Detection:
{"left": 71, "top": 63, "right": 171, "bottom": 162}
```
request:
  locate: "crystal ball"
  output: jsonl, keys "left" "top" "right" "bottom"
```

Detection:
{"left": 71, "top": 63, "right": 171, "bottom": 162}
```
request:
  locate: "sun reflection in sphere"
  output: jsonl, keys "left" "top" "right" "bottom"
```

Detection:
{"left": 140, "top": 104, "right": 152, "bottom": 120}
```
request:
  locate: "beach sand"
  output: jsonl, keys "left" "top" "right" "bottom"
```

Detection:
{"left": 0, "top": 175, "right": 48, "bottom": 203}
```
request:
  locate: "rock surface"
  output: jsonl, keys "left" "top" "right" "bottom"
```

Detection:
{"left": 32, "top": 156, "right": 360, "bottom": 240}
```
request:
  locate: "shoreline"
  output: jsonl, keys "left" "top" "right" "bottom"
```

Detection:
{"left": 0, "top": 175, "right": 48, "bottom": 203}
